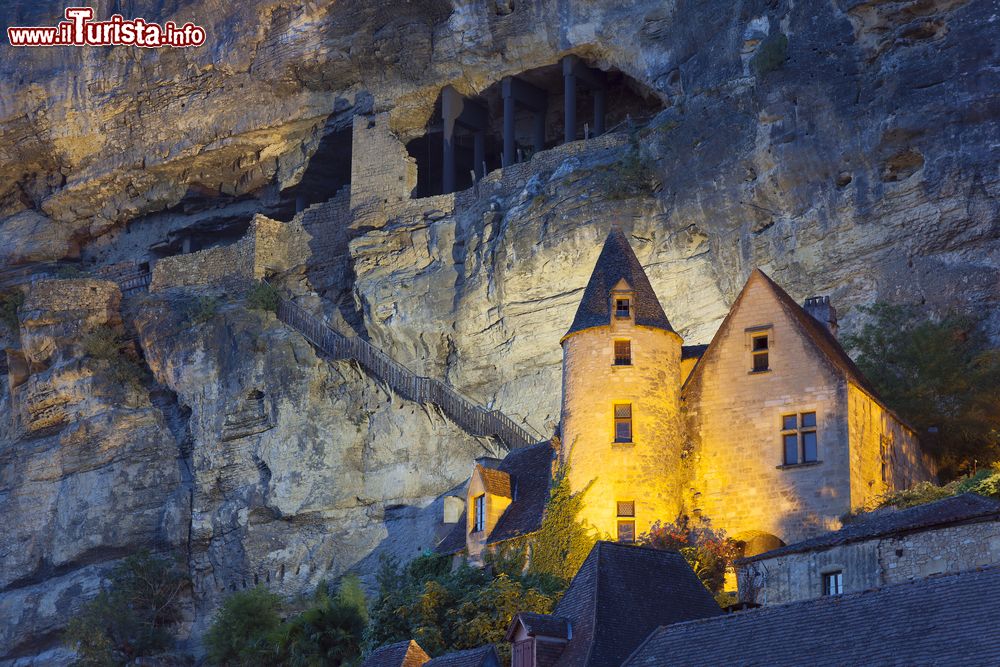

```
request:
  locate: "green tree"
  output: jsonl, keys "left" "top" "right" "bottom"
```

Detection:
{"left": 365, "top": 553, "right": 559, "bottom": 662}
{"left": 843, "top": 304, "right": 1000, "bottom": 478}
{"left": 527, "top": 460, "right": 597, "bottom": 584}
{"left": 205, "top": 587, "right": 283, "bottom": 666}
{"left": 64, "top": 551, "right": 188, "bottom": 666}
{"left": 637, "top": 515, "right": 743, "bottom": 600}
{"left": 275, "top": 576, "right": 369, "bottom": 666}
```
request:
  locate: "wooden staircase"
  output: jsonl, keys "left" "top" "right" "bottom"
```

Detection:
{"left": 105, "top": 268, "right": 541, "bottom": 451}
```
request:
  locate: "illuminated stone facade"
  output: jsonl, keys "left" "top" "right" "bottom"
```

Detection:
{"left": 559, "top": 230, "right": 935, "bottom": 550}
{"left": 445, "top": 229, "right": 936, "bottom": 559}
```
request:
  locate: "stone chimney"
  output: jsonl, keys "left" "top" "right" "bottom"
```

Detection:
{"left": 803, "top": 296, "right": 838, "bottom": 337}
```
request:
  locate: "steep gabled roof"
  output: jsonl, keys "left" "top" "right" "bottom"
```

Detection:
{"left": 564, "top": 227, "right": 674, "bottom": 339}
{"left": 682, "top": 269, "right": 906, "bottom": 428}
{"left": 475, "top": 465, "right": 512, "bottom": 498}
{"left": 435, "top": 442, "right": 555, "bottom": 554}
{"left": 552, "top": 542, "right": 723, "bottom": 666}
{"left": 362, "top": 639, "right": 431, "bottom": 667}
{"left": 423, "top": 645, "right": 500, "bottom": 667}
{"left": 505, "top": 612, "right": 572, "bottom": 641}
{"left": 625, "top": 564, "right": 1000, "bottom": 666}
{"left": 739, "top": 493, "right": 1000, "bottom": 564}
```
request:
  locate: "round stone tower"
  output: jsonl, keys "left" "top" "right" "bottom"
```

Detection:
{"left": 560, "top": 227, "right": 685, "bottom": 541}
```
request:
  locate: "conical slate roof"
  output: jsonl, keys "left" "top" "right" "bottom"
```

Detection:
{"left": 564, "top": 227, "right": 674, "bottom": 338}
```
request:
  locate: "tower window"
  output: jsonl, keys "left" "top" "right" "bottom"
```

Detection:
{"left": 751, "top": 334, "right": 769, "bottom": 372}
{"left": 822, "top": 570, "right": 843, "bottom": 596}
{"left": 472, "top": 494, "right": 485, "bottom": 533}
{"left": 617, "top": 500, "right": 635, "bottom": 543}
{"left": 781, "top": 412, "right": 819, "bottom": 465}
{"left": 614, "top": 404, "right": 633, "bottom": 443}
{"left": 615, "top": 298, "right": 631, "bottom": 319}
{"left": 614, "top": 340, "right": 632, "bottom": 366}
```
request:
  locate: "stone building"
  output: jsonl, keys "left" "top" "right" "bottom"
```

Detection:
{"left": 735, "top": 493, "right": 1000, "bottom": 606}
{"left": 439, "top": 227, "right": 935, "bottom": 561}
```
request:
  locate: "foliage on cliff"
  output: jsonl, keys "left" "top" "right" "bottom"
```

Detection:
{"left": 844, "top": 304, "right": 1000, "bottom": 478}
{"left": 205, "top": 576, "right": 368, "bottom": 666}
{"left": 365, "top": 553, "right": 559, "bottom": 662}
{"left": 0, "top": 290, "right": 24, "bottom": 331}
{"left": 64, "top": 551, "right": 188, "bottom": 666}
{"left": 637, "top": 515, "right": 743, "bottom": 601}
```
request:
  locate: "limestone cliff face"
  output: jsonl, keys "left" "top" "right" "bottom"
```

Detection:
{"left": 0, "top": 0, "right": 998, "bottom": 661}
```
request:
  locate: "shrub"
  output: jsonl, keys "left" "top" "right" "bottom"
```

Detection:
{"left": 275, "top": 576, "right": 368, "bottom": 666}
{"left": 64, "top": 551, "right": 188, "bottom": 666}
{"left": 182, "top": 295, "right": 220, "bottom": 326}
{"left": 638, "top": 515, "right": 744, "bottom": 597}
{"left": 81, "top": 325, "right": 149, "bottom": 391}
{"left": 54, "top": 264, "right": 86, "bottom": 279}
{"left": 247, "top": 281, "right": 280, "bottom": 314}
{"left": 751, "top": 32, "right": 789, "bottom": 75}
{"left": 0, "top": 290, "right": 25, "bottom": 332}
{"left": 866, "top": 463, "right": 1000, "bottom": 513}
{"left": 205, "top": 587, "right": 283, "bottom": 666}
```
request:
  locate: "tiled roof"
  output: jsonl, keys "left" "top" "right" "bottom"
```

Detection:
{"left": 552, "top": 542, "right": 723, "bottom": 667}
{"left": 625, "top": 564, "right": 1000, "bottom": 666}
{"left": 435, "top": 442, "right": 554, "bottom": 554}
{"left": 564, "top": 227, "right": 675, "bottom": 338}
{"left": 475, "top": 465, "right": 512, "bottom": 498}
{"left": 505, "top": 612, "right": 572, "bottom": 640}
{"left": 423, "top": 644, "right": 500, "bottom": 667}
{"left": 362, "top": 639, "right": 431, "bottom": 667}
{"left": 681, "top": 344, "right": 708, "bottom": 360}
{"left": 740, "top": 493, "right": 1000, "bottom": 563}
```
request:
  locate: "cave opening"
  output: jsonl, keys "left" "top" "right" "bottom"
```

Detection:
{"left": 406, "top": 57, "right": 664, "bottom": 198}
{"left": 277, "top": 125, "right": 353, "bottom": 219}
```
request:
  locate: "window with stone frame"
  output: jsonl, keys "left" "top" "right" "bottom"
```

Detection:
{"left": 751, "top": 333, "right": 770, "bottom": 372}
{"left": 615, "top": 297, "right": 631, "bottom": 319}
{"left": 822, "top": 570, "right": 843, "bottom": 596}
{"left": 472, "top": 494, "right": 485, "bottom": 533}
{"left": 614, "top": 403, "right": 633, "bottom": 443}
{"left": 617, "top": 500, "right": 636, "bottom": 543}
{"left": 614, "top": 339, "right": 632, "bottom": 366}
{"left": 781, "top": 412, "right": 818, "bottom": 465}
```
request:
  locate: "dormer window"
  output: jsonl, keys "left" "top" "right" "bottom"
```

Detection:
{"left": 615, "top": 297, "right": 631, "bottom": 319}
{"left": 472, "top": 494, "right": 485, "bottom": 533}
{"left": 751, "top": 333, "right": 769, "bottom": 372}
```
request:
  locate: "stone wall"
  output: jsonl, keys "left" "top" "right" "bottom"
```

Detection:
{"left": 149, "top": 215, "right": 310, "bottom": 292}
{"left": 562, "top": 321, "right": 684, "bottom": 539}
{"left": 738, "top": 517, "right": 1000, "bottom": 605}
{"left": 847, "top": 383, "right": 936, "bottom": 510}
{"left": 683, "top": 272, "right": 851, "bottom": 545}
{"left": 350, "top": 113, "right": 418, "bottom": 227}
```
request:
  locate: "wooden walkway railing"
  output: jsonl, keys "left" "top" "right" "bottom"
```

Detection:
{"left": 275, "top": 296, "right": 540, "bottom": 450}
{"left": 99, "top": 267, "right": 540, "bottom": 450}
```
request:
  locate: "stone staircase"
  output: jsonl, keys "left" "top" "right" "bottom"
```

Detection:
{"left": 101, "top": 268, "right": 542, "bottom": 451}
